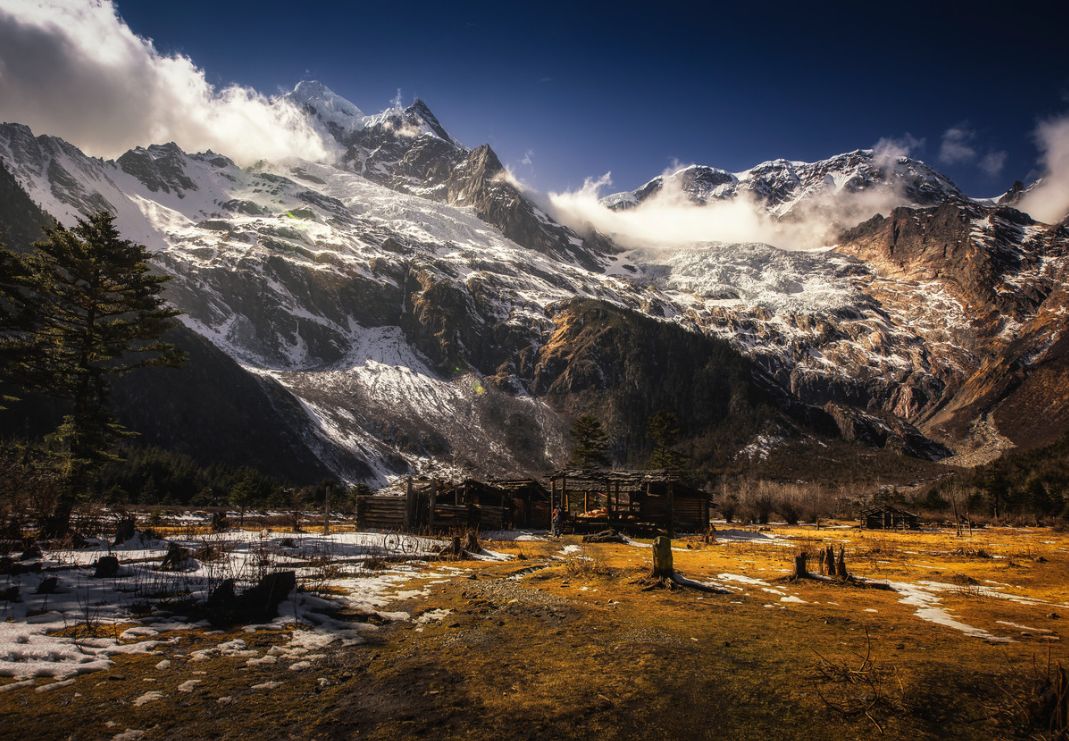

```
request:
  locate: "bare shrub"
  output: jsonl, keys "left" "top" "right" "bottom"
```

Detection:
{"left": 563, "top": 553, "right": 614, "bottom": 579}
{"left": 992, "top": 653, "right": 1069, "bottom": 739}
{"left": 812, "top": 628, "right": 905, "bottom": 732}
{"left": 726, "top": 479, "right": 841, "bottom": 525}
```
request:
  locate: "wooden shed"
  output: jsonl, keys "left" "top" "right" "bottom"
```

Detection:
{"left": 860, "top": 506, "right": 920, "bottom": 530}
{"left": 548, "top": 469, "right": 710, "bottom": 536}
{"left": 356, "top": 477, "right": 549, "bottom": 533}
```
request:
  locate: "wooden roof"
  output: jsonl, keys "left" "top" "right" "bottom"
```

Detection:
{"left": 549, "top": 468, "right": 707, "bottom": 497}
{"left": 862, "top": 505, "right": 918, "bottom": 517}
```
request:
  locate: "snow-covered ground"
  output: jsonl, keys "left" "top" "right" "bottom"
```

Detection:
{"left": 0, "top": 528, "right": 507, "bottom": 683}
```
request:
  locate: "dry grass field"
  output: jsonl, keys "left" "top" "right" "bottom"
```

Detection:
{"left": 2, "top": 523, "right": 1067, "bottom": 739}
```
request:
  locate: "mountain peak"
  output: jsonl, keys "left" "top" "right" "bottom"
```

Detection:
{"left": 287, "top": 80, "right": 366, "bottom": 139}
{"left": 404, "top": 99, "right": 453, "bottom": 144}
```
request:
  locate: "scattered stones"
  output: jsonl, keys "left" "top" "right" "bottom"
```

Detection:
{"left": 132, "top": 690, "right": 164, "bottom": 707}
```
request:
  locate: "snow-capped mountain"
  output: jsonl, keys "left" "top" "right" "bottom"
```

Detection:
{"left": 603, "top": 151, "right": 963, "bottom": 217}
{"left": 1, "top": 81, "right": 1066, "bottom": 482}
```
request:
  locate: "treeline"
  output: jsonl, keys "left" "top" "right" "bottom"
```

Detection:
{"left": 919, "top": 432, "right": 1069, "bottom": 524}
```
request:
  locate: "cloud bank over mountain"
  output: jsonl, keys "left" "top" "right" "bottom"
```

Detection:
{"left": 0, "top": 0, "right": 330, "bottom": 165}
{"left": 1019, "top": 113, "right": 1069, "bottom": 224}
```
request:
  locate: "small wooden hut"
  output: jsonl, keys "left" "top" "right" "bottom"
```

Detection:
{"left": 860, "top": 506, "right": 920, "bottom": 530}
{"left": 356, "top": 476, "right": 549, "bottom": 533}
{"left": 548, "top": 469, "right": 710, "bottom": 536}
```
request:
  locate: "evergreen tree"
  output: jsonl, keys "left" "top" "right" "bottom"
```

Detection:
{"left": 647, "top": 411, "right": 688, "bottom": 473}
{"left": 569, "top": 413, "right": 611, "bottom": 469}
{"left": 19, "top": 213, "right": 183, "bottom": 534}
{"left": 0, "top": 246, "right": 38, "bottom": 408}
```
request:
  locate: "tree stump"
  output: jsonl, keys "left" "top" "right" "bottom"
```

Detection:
{"left": 206, "top": 578, "right": 238, "bottom": 626}
{"left": 94, "top": 555, "right": 120, "bottom": 578}
{"left": 440, "top": 536, "right": 464, "bottom": 560}
{"left": 651, "top": 536, "right": 674, "bottom": 580}
{"left": 113, "top": 517, "right": 136, "bottom": 545}
{"left": 464, "top": 531, "right": 481, "bottom": 554}
{"left": 835, "top": 545, "right": 848, "bottom": 579}
{"left": 825, "top": 546, "right": 836, "bottom": 576}
{"left": 210, "top": 512, "right": 229, "bottom": 532}
{"left": 817, "top": 548, "right": 826, "bottom": 575}
{"left": 160, "top": 543, "right": 193, "bottom": 571}
{"left": 793, "top": 551, "right": 809, "bottom": 579}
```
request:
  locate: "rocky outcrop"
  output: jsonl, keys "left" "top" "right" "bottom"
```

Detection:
{"left": 446, "top": 145, "right": 612, "bottom": 269}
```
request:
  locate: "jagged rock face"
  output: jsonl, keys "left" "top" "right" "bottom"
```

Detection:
{"left": 117, "top": 144, "right": 199, "bottom": 195}
{"left": 445, "top": 145, "right": 611, "bottom": 269}
{"left": 836, "top": 200, "right": 1069, "bottom": 456}
{"left": 838, "top": 202, "right": 1065, "bottom": 324}
{"left": 0, "top": 158, "right": 53, "bottom": 248}
{"left": 529, "top": 299, "right": 795, "bottom": 464}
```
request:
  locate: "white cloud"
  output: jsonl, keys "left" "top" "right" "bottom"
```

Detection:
{"left": 546, "top": 154, "right": 914, "bottom": 252}
{"left": 978, "top": 150, "right": 1007, "bottom": 177}
{"left": 1018, "top": 113, "right": 1069, "bottom": 224}
{"left": 939, "top": 125, "right": 977, "bottom": 165}
{"left": 0, "top": 0, "right": 331, "bottom": 165}
{"left": 520, "top": 149, "right": 534, "bottom": 166}
{"left": 873, "top": 133, "right": 924, "bottom": 167}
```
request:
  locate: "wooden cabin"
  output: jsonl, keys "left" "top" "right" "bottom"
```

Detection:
{"left": 860, "top": 506, "right": 920, "bottom": 530}
{"left": 356, "top": 477, "right": 549, "bottom": 533}
{"left": 488, "top": 478, "right": 550, "bottom": 529}
{"left": 548, "top": 469, "right": 710, "bottom": 536}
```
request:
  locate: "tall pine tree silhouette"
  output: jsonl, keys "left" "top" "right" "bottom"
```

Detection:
{"left": 647, "top": 411, "right": 688, "bottom": 474}
{"left": 20, "top": 212, "right": 183, "bottom": 534}
{"left": 569, "top": 414, "right": 611, "bottom": 469}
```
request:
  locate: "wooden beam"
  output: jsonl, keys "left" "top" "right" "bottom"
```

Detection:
{"left": 550, "top": 478, "right": 557, "bottom": 529}
{"left": 404, "top": 477, "right": 414, "bottom": 531}
{"left": 429, "top": 480, "right": 438, "bottom": 533}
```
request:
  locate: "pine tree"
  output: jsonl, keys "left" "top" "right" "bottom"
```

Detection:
{"left": 0, "top": 246, "right": 39, "bottom": 408}
{"left": 19, "top": 212, "right": 183, "bottom": 534}
{"left": 569, "top": 414, "right": 611, "bottom": 469}
{"left": 648, "top": 411, "right": 688, "bottom": 473}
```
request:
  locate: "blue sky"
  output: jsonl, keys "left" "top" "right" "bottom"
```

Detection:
{"left": 54, "top": 1, "right": 1069, "bottom": 195}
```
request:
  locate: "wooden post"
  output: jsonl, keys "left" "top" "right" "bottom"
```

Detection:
{"left": 429, "top": 480, "right": 437, "bottom": 533}
{"left": 793, "top": 551, "right": 809, "bottom": 579}
{"left": 323, "top": 483, "right": 331, "bottom": 536}
{"left": 651, "top": 536, "right": 674, "bottom": 579}
{"left": 836, "top": 545, "right": 848, "bottom": 579}
{"left": 404, "top": 477, "right": 414, "bottom": 531}
{"left": 562, "top": 476, "right": 569, "bottom": 515}
{"left": 550, "top": 478, "right": 557, "bottom": 529}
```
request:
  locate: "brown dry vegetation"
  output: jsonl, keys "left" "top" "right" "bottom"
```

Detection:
{"left": 1, "top": 525, "right": 1067, "bottom": 739}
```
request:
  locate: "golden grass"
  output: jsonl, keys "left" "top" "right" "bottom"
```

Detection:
{"left": 1, "top": 525, "right": 1066, "bottom": 738}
